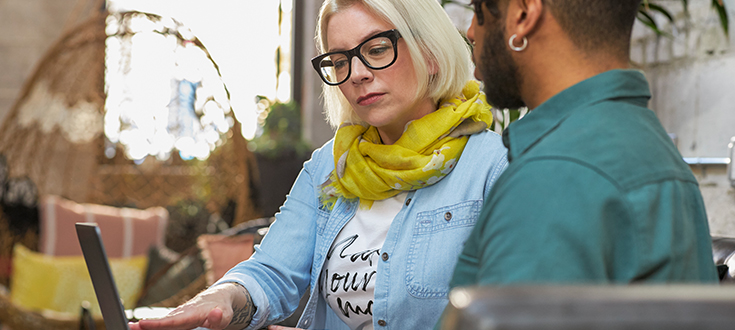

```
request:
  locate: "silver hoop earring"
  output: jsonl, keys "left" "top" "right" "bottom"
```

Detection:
{"left": 509, "top": 34, "right": 528, "bottom": 52}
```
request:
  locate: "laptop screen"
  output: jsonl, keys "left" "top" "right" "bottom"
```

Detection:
{"left": 76, "top": 222, "right": 131, "bottom": 330}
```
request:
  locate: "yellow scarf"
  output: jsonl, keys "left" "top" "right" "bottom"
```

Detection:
{"left": 320, "top": 81, "right": 493, "bottom": 209}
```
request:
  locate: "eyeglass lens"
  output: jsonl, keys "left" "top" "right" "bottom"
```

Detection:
{"left": 318, "top": 36, "right": 396, "bottom": 84}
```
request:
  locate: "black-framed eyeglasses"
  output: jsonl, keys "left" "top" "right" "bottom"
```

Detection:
{"left": 311, "top": 29, "right": 402, "bottom": 86}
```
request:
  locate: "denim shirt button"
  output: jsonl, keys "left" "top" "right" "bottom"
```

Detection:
{"left": 381, "top": 252, "right": 389, "bottom": 261}
{"left": 405, "top": 198, "right": 411, "bottom": 206}
{"left": 444, "top": 212, "right": 452, "bottom": 221}
{"left": 378, "top": 319, "right": 387, "bottom": 326}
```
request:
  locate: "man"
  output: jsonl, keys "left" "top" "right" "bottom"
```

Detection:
{"left": 450, "top": 0, "right": 718, "bottom": 286}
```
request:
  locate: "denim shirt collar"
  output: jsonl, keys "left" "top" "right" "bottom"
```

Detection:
{"left": 502, "top": 69, "right": 651, "bottom": 162}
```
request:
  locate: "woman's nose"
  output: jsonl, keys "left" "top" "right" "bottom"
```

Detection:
{"left": 349, "top": 56, "right": 373, "bottom": 84}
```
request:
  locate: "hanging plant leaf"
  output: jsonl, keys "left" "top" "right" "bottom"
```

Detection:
{"left": 637, "top": 1, "right": 679, "bottom": 37}
{"left": 637, "top": 9, "right": 669, "bottom": 36}
{"left": 644, "top": 3, "right": 676, "bottom": 23}
{"left": 712, "top": 0, "right": 729, "bottom": 35}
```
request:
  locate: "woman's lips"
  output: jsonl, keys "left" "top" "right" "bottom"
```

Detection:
{"left": 357, "top": 93, "right": 384, "bottom": 106}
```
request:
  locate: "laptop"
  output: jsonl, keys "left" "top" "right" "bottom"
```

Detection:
{"left": 76, "top": 222, "right": 132, "bottom": 330}
{"left": 76, "top": 223, "right": 177, "bottom": 329}
{"left": 439, "top": 285, "right": 735, "bottom": 330}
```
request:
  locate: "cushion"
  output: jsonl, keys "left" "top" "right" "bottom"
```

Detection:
{"left": 143, "top": 245, "right": 180, "bottom": 284}
{"left": 9, "top": 244, "right": 147, "bottom": 315}
{"left": 197, "top": 234, "right": 255, "bottom": 285}
{"left": 39, "top": 195, "right": 168, "bottom": 257}
{"left": 135, "top": 247, "right": 205, "bottom": 307}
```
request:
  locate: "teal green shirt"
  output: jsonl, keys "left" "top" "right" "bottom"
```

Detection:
{"left": 450, "top": 70, "right": 718, "bottom": 286}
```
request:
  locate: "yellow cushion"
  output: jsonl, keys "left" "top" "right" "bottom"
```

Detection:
{"left": 10, "top": 244, "right": 147, "bottom": 315}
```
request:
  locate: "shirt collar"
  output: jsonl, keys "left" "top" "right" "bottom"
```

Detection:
{"left": 502, "top": 69, "right": 651, "bottom": 162}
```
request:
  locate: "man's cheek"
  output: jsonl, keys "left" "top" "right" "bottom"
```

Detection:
{"left": 473, "top": 64, "right": 483, "bottom": 81}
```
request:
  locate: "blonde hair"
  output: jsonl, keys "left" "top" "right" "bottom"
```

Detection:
{"left": 316, "top": 0, "right": 473, "bottom": 128}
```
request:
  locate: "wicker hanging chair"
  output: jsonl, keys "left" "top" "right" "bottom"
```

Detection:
{"left": 0, "top": 6, "right": 263, "bottom": 329}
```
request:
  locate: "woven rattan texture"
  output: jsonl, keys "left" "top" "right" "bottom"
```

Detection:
{"left": 0, "top": 9, "right": 260, "bottom": 233}
{"left": 0, "top": 8, "right": 262, "bottom": 328}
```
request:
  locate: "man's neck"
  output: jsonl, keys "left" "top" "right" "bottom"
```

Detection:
{"left": 519, "top": 47, "right": 629, "bottom": 110}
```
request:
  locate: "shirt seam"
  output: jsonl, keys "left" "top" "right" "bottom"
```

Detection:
{"left": 510, "top": 155, "right": 698, "bottom": 192}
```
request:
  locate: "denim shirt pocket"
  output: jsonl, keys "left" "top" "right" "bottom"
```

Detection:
{"left": 405, "top": 200, "right": 482, "bottom": 298}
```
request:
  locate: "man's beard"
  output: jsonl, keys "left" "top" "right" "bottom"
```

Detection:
{"left": 479, "top": 23, "right": 526, "bottom": 109}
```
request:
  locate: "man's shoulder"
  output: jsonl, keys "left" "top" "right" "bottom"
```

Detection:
{"left": 542, "top": 99, "right": 660, "bottom": 150}
{"left": 519, "top": 102, "right": 694, "bottom": 189}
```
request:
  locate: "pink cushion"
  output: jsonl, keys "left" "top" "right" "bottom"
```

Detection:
{"left": 39, "top": 195, "right": 168, "bottom": 258}
{"left": 197, "top": 234, "right": 255, "bottom": 285}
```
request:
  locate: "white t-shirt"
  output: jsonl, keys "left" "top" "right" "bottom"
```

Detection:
{"left": 320, "top": 192, "right": 407, "bottom": 330}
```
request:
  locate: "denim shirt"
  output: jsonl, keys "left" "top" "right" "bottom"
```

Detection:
{"left": 215, "top": 129, "right": 508, "bottom": 330}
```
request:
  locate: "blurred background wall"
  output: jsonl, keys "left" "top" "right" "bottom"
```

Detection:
{"left": 0, "top": 0, "right": 80, "bottom": 124}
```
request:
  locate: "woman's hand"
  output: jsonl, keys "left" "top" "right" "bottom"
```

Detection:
{"left": 129, "top": 282, "right": 255, "bottom": 330}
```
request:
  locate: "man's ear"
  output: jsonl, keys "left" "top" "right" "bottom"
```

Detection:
{"left": 506, "top": 0, "right": 543, "bottom": 42}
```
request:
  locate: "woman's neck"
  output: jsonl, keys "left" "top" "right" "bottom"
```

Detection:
{"left": 376, "top": 97, "right": 436, "bottom": 145}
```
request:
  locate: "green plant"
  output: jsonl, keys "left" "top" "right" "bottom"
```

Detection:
{"left": 712, "top": 0, "right": 729, "bottom": 35}
{"left": 638, "top": 0, "right": 728, "bottom": 36}
{"left": 490, "top": 107, "right": 528, "bottom": 134}
{"left": 441, "top": 0, "right": 729, "bottom": 37}
{"left": 249, "top": 97, "right": 312, "bottom": 159}
{"left": 637, "top": 0, "right": 680, "bottom": 36}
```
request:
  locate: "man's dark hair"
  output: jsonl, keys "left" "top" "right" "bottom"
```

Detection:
{"left": 473, "top": 0, "right": 642, "bottom": 58}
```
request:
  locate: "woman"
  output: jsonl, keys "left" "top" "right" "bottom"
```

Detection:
{"left": 130, "top": 0, "right": 507, "bottom": 329}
